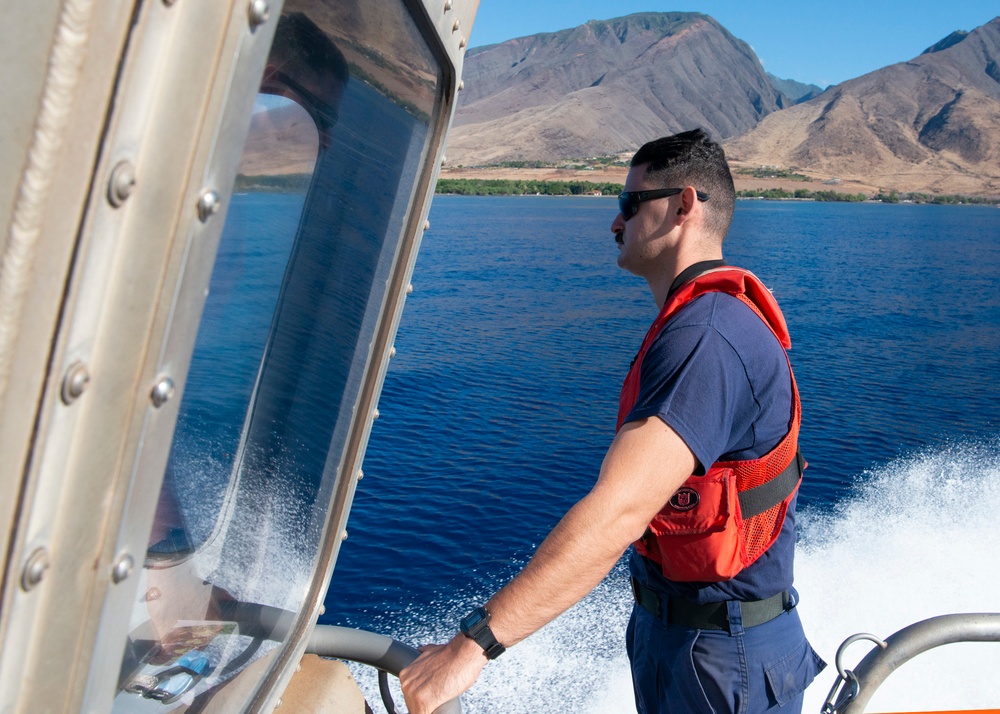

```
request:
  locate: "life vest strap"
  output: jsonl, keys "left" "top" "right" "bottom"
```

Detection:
{"left": 737, "top": 449, "right": 805, "bottom": 520}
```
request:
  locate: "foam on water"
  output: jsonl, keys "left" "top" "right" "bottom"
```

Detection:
{"left": 797, "top": 437, "right": 1000, "bottom": 712}
{"left": 352, "top": 438, "right": 1000, "bottom": 712}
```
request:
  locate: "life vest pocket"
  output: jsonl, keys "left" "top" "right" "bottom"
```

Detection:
{"left": 645, "top": 469, "right": 746, "bottom": 582}
{"left": 652, "top": 470, "right": 733, "bottom": 535}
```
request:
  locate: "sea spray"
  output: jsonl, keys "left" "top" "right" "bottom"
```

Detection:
{"left": 797, "top": 437, "right": 1000, "bottom": 711}
{"left": 350, "top": 438, "right": 1000, "bottom": 712}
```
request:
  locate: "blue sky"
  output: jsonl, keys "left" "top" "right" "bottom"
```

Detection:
{"left": 467, "top": 1, "right": 999, "bottom": 87}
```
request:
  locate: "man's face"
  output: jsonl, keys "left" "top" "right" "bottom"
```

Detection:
{"left": 611, "top": 164, "right": 679, "bottom": 276}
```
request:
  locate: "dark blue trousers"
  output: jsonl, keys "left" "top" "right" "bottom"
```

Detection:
{"left": 625, "top": 600, "right": 825, "bottom": 714}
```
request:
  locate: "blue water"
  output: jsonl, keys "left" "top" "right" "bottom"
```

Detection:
{"left": 308, "top": 197, "right": 1000, "bottom": 711}
{"left": 324, "top": 196, "right": 1000, "bottom": 612}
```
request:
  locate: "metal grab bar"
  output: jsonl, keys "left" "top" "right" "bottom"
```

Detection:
{"left": 307, "top": 625, "right": 462, "bottom": 714}
{"left": 824, "top": 613, "right": 1000, "bottom": 713}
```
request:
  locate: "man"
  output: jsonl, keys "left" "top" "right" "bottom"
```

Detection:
{"left": 400, "top": 129, "right": 824, "bottom": 713}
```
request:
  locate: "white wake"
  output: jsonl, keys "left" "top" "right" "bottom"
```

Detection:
{"left": 353, "top": 438, "right": 1000, "bottom": 712}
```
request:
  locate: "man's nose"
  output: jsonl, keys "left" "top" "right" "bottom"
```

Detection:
{"left": 611, "top": 212, "right": 625, "bottom": 234}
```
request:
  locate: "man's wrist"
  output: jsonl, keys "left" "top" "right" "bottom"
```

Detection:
{"left": 451, "top": 630, "right": 489, "bottom": 661}
{"left": 459, "top": 606, "right": 506, "bottom": 660}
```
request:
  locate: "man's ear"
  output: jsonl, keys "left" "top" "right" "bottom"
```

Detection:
{"left": 676, "top": 186, "right": 699, "bottom": 219}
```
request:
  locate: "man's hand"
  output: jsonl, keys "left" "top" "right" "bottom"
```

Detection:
{"left": 399, "top": 634, "right": 486, "bottom": 714}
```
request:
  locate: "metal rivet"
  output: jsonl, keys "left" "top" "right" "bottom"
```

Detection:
{"left": 444, "top": 0, "right": 452, "bottom": 10}
{"left": 458, "top": 80, "right": 465, "bottom": 91}
{"left": 108, "top": 161, "right": 136, "bottom": 207}
{"left": 406, "top": 283, "right": 413, "bottom": 294}
{"left": 441, "top": 154, "right": 447, "bottom": 165}
{"left": 21, "top": 548, "right": 49, "bottom": 591}
{"left": 151, "top": 376, "right": 175, "bottom": 408}
{"left": 318, "top": 605, "right": 326, "bottom": 616}
{"left": 341, "top": 530, "right": 348, "bottom": 541}
{"left": 61, "top": 361, "right": 90, "bottom": 404}
{"left": 452, "top": 18, "right": 460, "bottom": 32}
{"left": 424, "top": 219, "right": 430, "bottom": 231}
{"left": 111, "top": 553, "right": 134, "bottom": 583}
{"left": 274, "top": 697, "right": 282, "bottom": 709}
{"left": 459, "top": 36, "right": 467, "bottom": 49}
{"left": 357, "top": 469, "right": 364, "bottom": 481}
{"left": 248, "top": 0, "right": 270, "bottom": 29}
{"left": 390, "top": 346, "right": 397, "bottom": 358}
{"left": 197, "top": 189, "right": 221, "bottom": 222}
{"left": 145, "top": 587, "right": 162, "bottom": 601}
{"left": 372, "top": 408, "right": 380, "bottom": 420}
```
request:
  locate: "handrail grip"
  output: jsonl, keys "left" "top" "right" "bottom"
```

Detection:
{"left": 307, "top": 625, "right": 462, "bottom": 714}
{"left": 840, "top": 613, "right": 1000, "bottom": 713}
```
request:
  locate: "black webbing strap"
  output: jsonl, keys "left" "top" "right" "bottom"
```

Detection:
{"left": 665, "top": 259, "right": 728, "bottom": 301}
{"left": 632, "top": 578, "right": 791, "bottom": 631}
{"left": 737, "top": 449, "right": 805, "bottom": 520}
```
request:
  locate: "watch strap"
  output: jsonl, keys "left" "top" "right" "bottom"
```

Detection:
{"left": 460, "top": 607, "right": 506, "bottom": 660}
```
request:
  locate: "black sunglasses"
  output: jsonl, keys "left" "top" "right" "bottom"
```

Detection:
{"left": 618, "top": 188, "right": 710, "bottom": 221}
{"left": 272, "top": 70, "right": 340, "bottom": 134}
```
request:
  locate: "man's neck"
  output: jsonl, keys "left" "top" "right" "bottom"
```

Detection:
{"left": 649, "top": 251, "right": 725, "bottom": 309}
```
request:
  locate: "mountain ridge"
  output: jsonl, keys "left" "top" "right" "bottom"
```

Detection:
{"left": 766, "top": 73, "right": 824, "bottom": 104}
{"left": 725, "top": 17, "right": 1000, "bottom": 195}
{"left": 449, "top": 12, "right": 1000, "bottom": 195}
{"left": 447, "top": 12, "right": 785, "bottom": 165}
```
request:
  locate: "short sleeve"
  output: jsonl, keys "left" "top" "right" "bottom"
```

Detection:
{"left": 623, "top": 293, "right": 785, "bottom": 473}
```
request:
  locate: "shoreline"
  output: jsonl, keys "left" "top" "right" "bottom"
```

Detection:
{"left": 439, "top": 165, "right": 884, "bottom": 197}
{"left": 435, "top": 179, "right": 997, "bottom": 205}
{"left": 434, "top": 193, "right": 998, "bottom": 205}
{"left": 233, "top": 170, "right": 999, "bottom": 204}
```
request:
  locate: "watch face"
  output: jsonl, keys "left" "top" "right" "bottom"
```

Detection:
{"left": 461, "top": 608, "right": 487, "bottom": 633}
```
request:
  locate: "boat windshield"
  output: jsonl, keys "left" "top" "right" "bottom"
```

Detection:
{"left": 114, "top": 0, "right": 441, "bottom": 708}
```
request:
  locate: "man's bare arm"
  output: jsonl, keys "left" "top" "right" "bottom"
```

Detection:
{"left": 399, "top": 416, "right": 696, "bottom": 714}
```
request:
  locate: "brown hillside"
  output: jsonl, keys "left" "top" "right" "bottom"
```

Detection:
{"left": 448, "top": 13, "right": 785, "bottom": 166}
{"left": 725, "top": 17, "right": 1000, "bottom": 195}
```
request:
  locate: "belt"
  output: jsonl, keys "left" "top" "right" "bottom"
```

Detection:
{"left": 631, "top": 577, "right": 791, "bottom": 632}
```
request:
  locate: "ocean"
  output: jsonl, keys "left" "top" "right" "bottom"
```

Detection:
{"left": 311, "top": 195, "right": 1000, "bottom": 712}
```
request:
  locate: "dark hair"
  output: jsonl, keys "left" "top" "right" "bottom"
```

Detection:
{"left": 631, "top": 129, "right": 735, "bottom": 240}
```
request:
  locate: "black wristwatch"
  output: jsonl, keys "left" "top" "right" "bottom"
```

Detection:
{"left": 460, "top": 606, "right": 506, "bottom": 659}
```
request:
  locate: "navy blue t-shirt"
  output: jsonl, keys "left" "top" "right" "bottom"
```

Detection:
{"left": 625, "top": 291, "right": 798, "bottom": 604}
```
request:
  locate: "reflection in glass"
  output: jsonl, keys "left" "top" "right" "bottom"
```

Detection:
{"left": 117, "top": 1, "right": 442, "bottom": 709}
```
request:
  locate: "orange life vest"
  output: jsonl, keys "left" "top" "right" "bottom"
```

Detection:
{"left": 617, "top": 267, "right": 804, "bottom": 582}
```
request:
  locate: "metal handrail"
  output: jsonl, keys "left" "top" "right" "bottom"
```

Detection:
{"left": 822, "top": 613, "right": 1000, "bottom": 713}
{"left": 307, "top": 625, "right": 462, "bottom": 714}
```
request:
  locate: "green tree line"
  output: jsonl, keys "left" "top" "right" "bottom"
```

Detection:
{"left": 436, "top": 178, "right": 623, "bottom": 196}
{"left": 738, "top": 187, "right": 998, "bottom": 204}
{"left": 234, "top": 173, "right": 311, "bottom": 192}
{"left": 236, "top": 173, "right": 998, "bottom": 205}
{"left": 737, "top": 188, "right": 869, "bottom": 202}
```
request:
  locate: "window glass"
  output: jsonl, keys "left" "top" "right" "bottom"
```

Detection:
{"left": 149, "top": 96, "right": 313, "bottom": 559}
{"left": 116, "top": 1, "right": 441, "bottom": 708}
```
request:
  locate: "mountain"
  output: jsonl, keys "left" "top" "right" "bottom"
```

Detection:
{"left": 725, "top": 18, "right": 1000, "bottom": 195}
{"left": 923, "top": 30, "right": 969, "bottom": 55}
{"left": 238, "top": 103, "right": 319, "bottom": 176}
{"left": 766, "top": 73, "right": 824, "bottom": 104}
{"left": 447, "top": 13, "right": 785, "bottom": 165}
